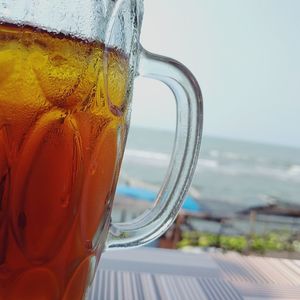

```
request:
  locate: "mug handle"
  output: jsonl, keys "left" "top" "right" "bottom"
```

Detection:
{"left": 106, "top": 47, "right": 203, "bottom": 249}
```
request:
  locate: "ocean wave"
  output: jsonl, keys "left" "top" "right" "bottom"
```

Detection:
{"left": 123, "top": 149, "right": 170, "bottom": 167}
{"left": 195, "top": 164, "right": 300, "bottom": 183}
{"left": 197, "top": 159, "right": 219, "bottom": 169}
{"left": 123, "top": 148, "right": 300, "bottom": 183}
{"left": 124, "top": 149, "right": 170, "bottom": 161}
{"left": 288, "top": 165, "right": 300, "bottom": 176}
{"left": 209, "top": 150, "right": 220, "bottom": 158}
{"left": 207, "top": 150, "right": 273, "bottom": 166}
{"left": 223, "top": 151, "right": 244, "bottom": 160}
{"left": 252, "top": 166, "right": 300, "bottom": 182}
{"left": 124, "top": 149, "right": 219, "bottom": 169}
{"left": 208, "top": 149, "right": 250, "bottom": 161}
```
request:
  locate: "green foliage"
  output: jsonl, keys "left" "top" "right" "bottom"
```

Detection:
{"left": 265, "top": 233, "right": 285, "bottom": 251}
{"left": 250, "top": 236, "right": 267, "bottom": 254}
{"left": 181, "top": 231, "right": 199, "bottom": 247}
{"left": 177, "top": 238, "right": 195, "bottom": 249}
{"left": 220, "top": 236, "right": 247, "bottom": 253}
{"left": 293, "top": 240, "right": 300, "bottom": 252}
{"left": 177, "top": 231, "right": 300, "bottom": 255}
{"left": 198, "top": 233, "right": 218, "bottom": 248}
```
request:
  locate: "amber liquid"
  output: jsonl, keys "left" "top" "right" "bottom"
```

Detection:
{"left": 0, "top": 23, "right": 129, "bottom": 300}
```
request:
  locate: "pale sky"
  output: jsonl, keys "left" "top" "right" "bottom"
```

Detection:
{"left": 130, "top": 0, "right": 300, "bottom": 148}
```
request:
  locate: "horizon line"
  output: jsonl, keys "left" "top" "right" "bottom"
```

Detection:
{"left": 129, "top": 125, "right": 300, "bottom": 150}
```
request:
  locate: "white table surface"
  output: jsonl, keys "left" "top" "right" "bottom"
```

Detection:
{"left": 88, "top": 248, "right": 300, "bottom": 300}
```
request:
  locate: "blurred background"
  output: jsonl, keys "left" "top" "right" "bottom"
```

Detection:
{"left": 113, "top": 0, "right": 300, "bottom": 256}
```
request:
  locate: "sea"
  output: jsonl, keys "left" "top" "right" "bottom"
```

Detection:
{"left": 118, "top": 127, "right": 300, "bottom": 215}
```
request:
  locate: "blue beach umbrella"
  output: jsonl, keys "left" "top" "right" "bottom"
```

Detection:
{"left": 116, "top": 185, "right": 202, "bottom": 212}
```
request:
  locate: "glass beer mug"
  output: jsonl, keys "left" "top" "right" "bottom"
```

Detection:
{"left": 0, "top": 0, "right": 203, "bottom": 299}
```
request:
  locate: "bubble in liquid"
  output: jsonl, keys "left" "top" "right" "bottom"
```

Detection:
{"left": 60, "top": 193, "right": 71, "bottom": 208}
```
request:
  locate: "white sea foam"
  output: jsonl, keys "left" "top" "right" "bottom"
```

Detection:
{"left": 196, "top": 163, "right": 300, "bottom": 183}
{"left": 253, "top": 166, "right": 300, "bottom": 182}
{"left": 124, "top": 149, "right": 220, "bottom": 170}
{"left": 123, "top": 149, "right": 170, "bottom": 167}
{"left": 223, "top": 152, "right": 242, "bottom": 160}
{"left": 208, "top": 149, "right": 251, "bottom": 161}
{"left": 125, "top": 149, "right": 170, "bottom": 161}
{"left": 197, "top": 159, "right": 219, "bottom": 169}
{"left": 123, "top": 148, "right": 300, "bottom": 183}
{"left": 288, "top": 165, "right": 300, "bottom": 176}
{"left": 209, "top": 150, "right": 220, "bottom": 158}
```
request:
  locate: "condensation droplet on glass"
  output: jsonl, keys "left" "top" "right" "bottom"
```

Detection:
{"left": 85, "top": 240, "right": 92, "bottom": 251}
{"left": 89, "top": 162, "right": 97, "bottom": 176}
{"left": 2, "top": 3, "right": 9, "bottom": 16}
{"left": 60, "top": 194, "right": 70, "bottom": 208}
{"left": 18, "top": 212, "right": 27, "bottom": 229}
{"left": 105, "top": 193, "right": 111, "bottom": 206}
